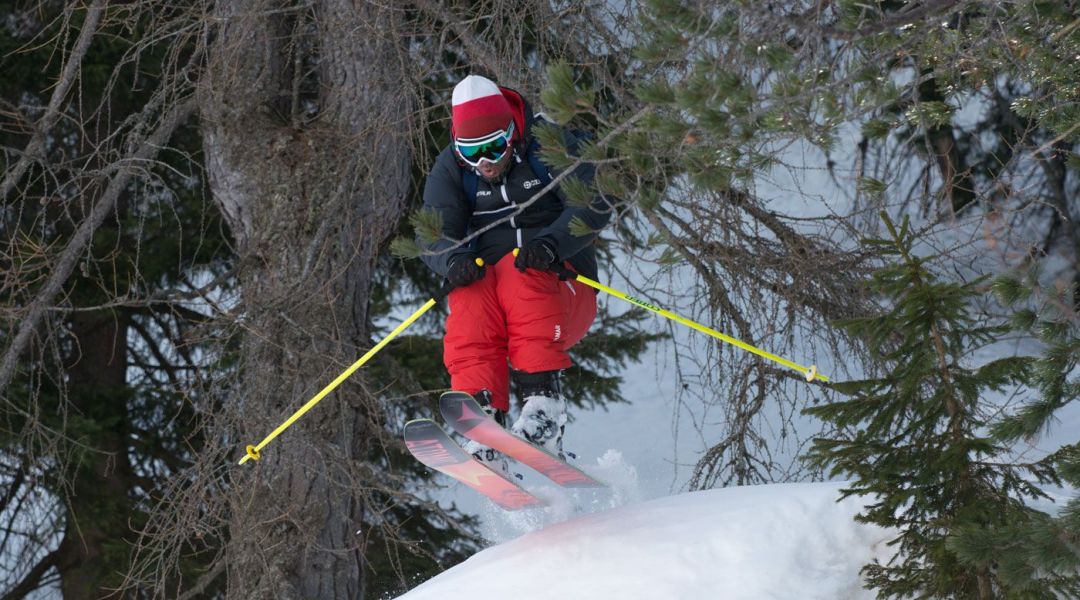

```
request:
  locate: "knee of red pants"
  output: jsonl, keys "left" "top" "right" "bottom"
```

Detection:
{"left": 492, "top": 257, "right": 597, "bottom": 373}
{"left": 559, "top": 278, "right": 597, "bottom": 349}
{"left": 443, "top": 275, "right": 512, "bottom": 411}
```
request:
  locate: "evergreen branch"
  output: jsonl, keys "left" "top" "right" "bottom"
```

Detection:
{"left": 817, "top": 0, "right": 967, "bottom": 41}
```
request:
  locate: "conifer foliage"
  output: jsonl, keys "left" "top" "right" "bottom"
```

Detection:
{"left": 805, "top": 215, "right": 1067, "bottom": 599}
{"left": 944, "top": 273, "right": 1080, "bottom": 596}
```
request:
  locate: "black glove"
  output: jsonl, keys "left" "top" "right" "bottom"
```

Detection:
{"left": 447, "top": 255, "right": 485, "bottom": 288}
{"left": 515, "top": 238, "right": 558, "bottom": 272}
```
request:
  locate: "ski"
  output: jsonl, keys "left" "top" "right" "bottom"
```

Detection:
{"left": 439, "top": 391, "right": 605, "bottom": 489}
{"left": 403, "top": 418, "right": 544, "bottom": 511}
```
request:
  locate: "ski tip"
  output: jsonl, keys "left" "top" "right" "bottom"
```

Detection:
{"left": 438, "top": 389, "right": 472, "bottom": 404}
{"left": 403, "top": 418, "right": 443, "bottom": 438}
{"left": 439, "top": 390, "right": 472, "bottom": 398}
{"left": 438, "top": 390, "right": 475, "bottom": 419}
{"left": 404, "top": 417, "right": 436, "bottom": 428}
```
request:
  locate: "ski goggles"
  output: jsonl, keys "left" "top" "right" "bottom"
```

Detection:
{"left": 455, "top": 122, "right": 515, "bottom": 167}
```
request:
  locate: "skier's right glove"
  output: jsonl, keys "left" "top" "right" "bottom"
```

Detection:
{"left": 446, "top": 255, "right": 486, "bottom": 288}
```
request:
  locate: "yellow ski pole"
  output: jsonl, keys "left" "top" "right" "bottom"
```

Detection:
{"left": 526, "top": 251, "right": 827, "bottom": 383}
{"left": 573, "top": 272, "right": 826, "bottom": 382}
{"left": 238, "top": 259, "right": 482, "bottom": 465}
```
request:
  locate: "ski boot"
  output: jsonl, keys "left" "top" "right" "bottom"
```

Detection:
{"left": 510, "top": 370, "right": 567, "bottom": 459}
{"left": 461, "top": 390, "right": 510, "bottom": 476}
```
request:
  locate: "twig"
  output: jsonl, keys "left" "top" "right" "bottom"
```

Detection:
{"left": 0, "top": 0, "right": 105, "bottom": 202}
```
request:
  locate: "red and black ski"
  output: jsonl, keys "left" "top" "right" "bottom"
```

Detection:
{"left": 439, "top": 391, "right": 605, "bottom": 489}
{"left": 403, "top": 418, "right": 544, "bottom": 511}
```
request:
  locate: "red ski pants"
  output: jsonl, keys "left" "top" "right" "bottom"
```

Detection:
{"left": 444, "top": 253, "right": 596, "bottom": 411}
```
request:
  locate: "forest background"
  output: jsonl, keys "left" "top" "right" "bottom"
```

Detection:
{"left": 1, "top": 1, "right": 1078, "bottom": 599}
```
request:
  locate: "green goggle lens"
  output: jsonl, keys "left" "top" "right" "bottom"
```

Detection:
{"left": 457, "top": 136, "right": 508, "bottom": 160}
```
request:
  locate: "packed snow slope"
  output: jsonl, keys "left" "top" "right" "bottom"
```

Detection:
{"left": 398, "top": 481, "right": 896, "bottom": 600}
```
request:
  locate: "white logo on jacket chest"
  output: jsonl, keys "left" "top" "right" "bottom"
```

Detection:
{"left": 522, "top": 179, "right": 543, "bottom": 189}
{"left": 476, "top": 189, "right": 492, "bottom": 197}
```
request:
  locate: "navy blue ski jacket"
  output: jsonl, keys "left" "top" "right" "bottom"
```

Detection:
{"left": 418, "top": 87, "right": 610, "bottom": 281}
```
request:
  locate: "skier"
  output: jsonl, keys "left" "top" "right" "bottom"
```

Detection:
{"left": 419, "top": 74, "right": 610, "bottom": 467}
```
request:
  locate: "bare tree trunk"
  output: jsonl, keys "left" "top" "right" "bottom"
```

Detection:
{"left": 198, "top": 1, "right": 411, "bottom": 597}
{"left": 57, "top": 311, "right": 134, "bottom": 600}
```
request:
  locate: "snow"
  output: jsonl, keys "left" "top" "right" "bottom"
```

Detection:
{"left": 397, "top": 481, "right": 896, "bottom": 600}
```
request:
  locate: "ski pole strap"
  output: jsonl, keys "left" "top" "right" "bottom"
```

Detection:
{"left": 435, "top": 281, "right": 455, "bottom": 301}
{"left": 554, "top": 265, "right": 828, "bottom": 383}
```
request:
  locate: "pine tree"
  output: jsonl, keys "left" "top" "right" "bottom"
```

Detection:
{"left": 805, "top": 214, "right": 1062, "bottom": 599}
{"left": 945, "top": 273, "right": 1080, "bottom": 597}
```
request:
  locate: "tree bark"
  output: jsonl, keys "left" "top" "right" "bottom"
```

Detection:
{"left": 199, "top": 1, "right": 411, "bottom": 597}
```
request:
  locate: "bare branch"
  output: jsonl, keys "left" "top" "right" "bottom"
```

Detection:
{"left": 0, "top": 0, "right": 105, "bottom": 202}
{"left": 0, "top": 96, "right": 197, "bottom": 404}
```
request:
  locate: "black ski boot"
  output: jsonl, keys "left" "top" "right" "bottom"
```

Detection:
{"left": 510, "top": 370, "right": 567, "bottom": 457}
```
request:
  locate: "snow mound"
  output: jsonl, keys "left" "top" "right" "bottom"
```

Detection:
{"left": 398, "top": 481, "right": 896, "bottom": 600}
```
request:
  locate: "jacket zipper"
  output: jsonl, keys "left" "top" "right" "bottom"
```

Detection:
{"left": 502, "top": 182, "right": 522, "bottom": 247}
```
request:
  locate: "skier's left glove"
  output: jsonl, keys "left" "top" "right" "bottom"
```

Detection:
{"left": 515, "top": 238, "right": 558, "bottom": 272}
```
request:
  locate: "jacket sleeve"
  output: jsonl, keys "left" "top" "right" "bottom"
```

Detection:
{"left": 419, "top": 149, "right": 473, "bottom": 278}
{"left": 534, "top": 129, "right": 613, "bottom": 261}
